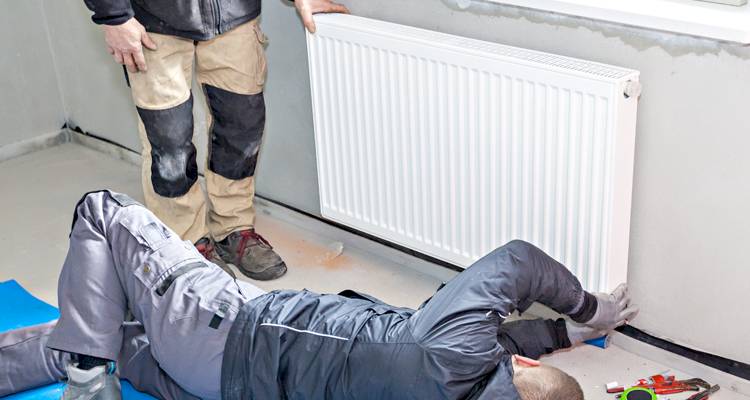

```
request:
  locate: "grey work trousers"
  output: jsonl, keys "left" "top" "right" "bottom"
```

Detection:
{"left": 42, "top": 191, "right": 264, "bottom": 399}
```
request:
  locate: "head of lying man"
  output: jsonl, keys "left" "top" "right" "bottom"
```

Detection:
{"left": 511, "top": 355, "right": 584, "bottom": 400}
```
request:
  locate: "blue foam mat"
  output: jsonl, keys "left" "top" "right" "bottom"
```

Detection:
{"left": 0, "top": 280, "right": 59, "bottom": 333}
{"left": 2, "top": 381, "right": 147, "bottom": 400}
{"left": 0, "top": 280, "right": 156, "bottom": 399}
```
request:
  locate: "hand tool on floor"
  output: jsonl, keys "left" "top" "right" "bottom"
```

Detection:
{"left": 632, "top": 374, "right": 712, "bottom": 395}
{"left": 686, "top": 384, "right": 721, "bottom": 400}
{"left": 607, "top": 372, "right": 713, "bottom": 397}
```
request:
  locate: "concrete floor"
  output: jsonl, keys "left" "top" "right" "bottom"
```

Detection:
{"left": 1, "top": 142, "right": 746, "bottom": 400}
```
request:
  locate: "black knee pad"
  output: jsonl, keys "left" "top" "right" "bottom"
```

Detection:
{"left": 203, "top": 85, "right": 266, "bottom": 180}
{"left": 137, "top": 95, "right": 198, "bottom": 198}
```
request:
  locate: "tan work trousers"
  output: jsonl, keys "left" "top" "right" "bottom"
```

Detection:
{"left": 128, "top": 18, "right": 268, "bottom": 244}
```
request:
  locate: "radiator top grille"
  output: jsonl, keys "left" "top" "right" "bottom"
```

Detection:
{"left": 315, "top": 14, "right": 639, "bottom": 81}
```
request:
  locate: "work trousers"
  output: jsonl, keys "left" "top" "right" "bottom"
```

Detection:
{"left": 43, "top": 191, "right": 264, "bottom": 399}
{"left": 130, "top": 18, "right": 268, "bottom": 244}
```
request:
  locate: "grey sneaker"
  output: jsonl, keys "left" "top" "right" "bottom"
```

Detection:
{"left": 196, "top": 237, "right": 237, "bottom": 279}
{"left": 215, "top": 229, "right": 287, "bottom": 281}
{"left": 62, "top": 362, "right": 121, "bottom": 400}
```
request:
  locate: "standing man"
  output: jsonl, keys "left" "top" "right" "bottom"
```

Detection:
{"left": 82, "top": 0, "right": 348, "bottom": 280}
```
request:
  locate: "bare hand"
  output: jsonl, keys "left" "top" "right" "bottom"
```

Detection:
{"left": 294, "top": 0, "right": 349, "bottom": 33}
{"left": 103, "top": 18, "right": 157, "bottom": 73}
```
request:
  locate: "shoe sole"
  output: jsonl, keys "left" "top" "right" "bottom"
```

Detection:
{"left": 237, "top": 262, "right": 288, "bottom": 281}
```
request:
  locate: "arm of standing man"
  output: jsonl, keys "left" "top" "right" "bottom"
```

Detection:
{"left": 292, "top": 0, "right": 350, "bottom": 33}
{"left": 82, "top": 0, "right": 157, "bottom": 73}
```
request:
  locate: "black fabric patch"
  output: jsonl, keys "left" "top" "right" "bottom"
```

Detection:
{"left": 496, "top": 318, "right": 569, "bottom": 360}
{"left": 137, "top": 95, "right": 198, "bottom": 198}
{"left": 570, "top": 291, "right": 598, "bottom": 323}
{"left": 203, "top": 85, "right": 265, "bottom": 180}
{"left": 617, "top": 324, "right": 750, "bottom": 380}
{"left": 156, "top": 262, "right": 205, "bottom": 296}
{"left": 209, "top": 303, "right": 230, "bottom": 329}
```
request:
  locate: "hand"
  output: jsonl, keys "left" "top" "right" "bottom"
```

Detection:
{"left": 565, "top": 321, "right": 607, "bottom": 345}
{"left": 294, "top": 0, "right": 350, "bottom": 33}
{"left": 102, "top": 18, "right": 157, "bottom": 73}
{"left": 583, "top": 283, "right": 639, "bottom": 330}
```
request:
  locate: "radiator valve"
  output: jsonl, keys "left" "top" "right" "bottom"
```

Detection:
{"left": 624, "top": 81, "right": 642, "bottom": 99}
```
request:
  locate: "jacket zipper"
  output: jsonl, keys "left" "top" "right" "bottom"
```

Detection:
{"left": 213, "top": 0, "right": 222, "bottom": 35}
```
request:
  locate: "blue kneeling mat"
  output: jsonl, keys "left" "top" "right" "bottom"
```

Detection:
{"left": 0, "top": 280, "right": 157, "bottom": 400}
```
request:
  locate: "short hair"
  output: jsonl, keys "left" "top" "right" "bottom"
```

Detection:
{"left": 513, "top": 364, "right": 584, "bottom": 400}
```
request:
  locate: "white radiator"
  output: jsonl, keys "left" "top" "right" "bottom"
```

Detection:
{"left": 306, "top": 14, "right": 640, "bottom": 292}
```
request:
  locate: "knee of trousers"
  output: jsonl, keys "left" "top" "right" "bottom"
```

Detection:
{"left": 204, "top": 84, "right": 265, "bottom": 180}
{"left": 69, "top": 190, "right": 141, "bottom": 234}
{"left": 137, "top": 96, "right": 198, "bottom": 198}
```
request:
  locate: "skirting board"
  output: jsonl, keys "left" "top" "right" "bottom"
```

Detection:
{"left": 0, "top": 129, "right": 139, "bottom": 166}
{"left": 0, "top": 130, "right": 69, "bottom": 163}
{"left": 69, "top": 130, "right": 141, "bottom": 167}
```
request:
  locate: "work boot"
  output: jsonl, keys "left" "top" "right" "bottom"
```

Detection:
{"left": 195, "top": 237, "right": 237, "bottom": 279}
{"left": 62, "top": 362, "right": 121, "bottom": 400}
{"left": 215, "top": 229, "right": 287, "bottom": 281}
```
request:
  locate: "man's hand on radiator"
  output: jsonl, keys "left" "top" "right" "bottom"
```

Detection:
{"left": 584, "top": 283, "right": 640, "bottom": 330}
{"left": 295, "top": 0, "right": 350, "bottom": 33}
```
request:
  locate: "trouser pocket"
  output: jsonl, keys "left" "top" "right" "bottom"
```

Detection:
{"left": 196, "top": 18, "right": 267, "bottom": 95}
{"left": 149, "top": 267, "right": 245, "bottom": 400}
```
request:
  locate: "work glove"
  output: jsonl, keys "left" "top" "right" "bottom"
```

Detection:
{"left": 583, "top": 283, "right": 639, "bottom": 330}
{"left": 566, "top": 321, "right": 607, "bottom": 345}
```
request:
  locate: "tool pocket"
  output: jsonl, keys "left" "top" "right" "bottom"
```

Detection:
{"left": 119, "top": 217, "right": 200, "bottom": 289}
{"left": 252, "top": 22, "right": 268, "bottom": 88}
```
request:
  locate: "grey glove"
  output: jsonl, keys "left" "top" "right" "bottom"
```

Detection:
{"left": 565, "top": 321, "right": 607, "bottom": 345}
{"left": 583, "top": 283, "right": 639, "bottom": 330}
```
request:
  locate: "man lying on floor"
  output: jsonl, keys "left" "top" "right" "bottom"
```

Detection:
{"left": 0, "top": 191, "right": 638, "bottom": 400}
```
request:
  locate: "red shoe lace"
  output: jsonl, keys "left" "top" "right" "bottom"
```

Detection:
{"left": 236, "top": 230, "right": 273, "bottom": 264}
{"left": 196, "top": 240, "right": 216, "bottom": 260}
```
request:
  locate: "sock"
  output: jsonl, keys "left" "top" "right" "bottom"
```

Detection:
{"left": 76, "top": 354, "right": 109, "bottom": 370}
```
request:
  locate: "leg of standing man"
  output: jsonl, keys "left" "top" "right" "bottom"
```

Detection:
{"left": 127, "top": 21, "right": 286, "bottom": 281}
{"left": 195, "top": 19, "right": 287, "bottom": 280}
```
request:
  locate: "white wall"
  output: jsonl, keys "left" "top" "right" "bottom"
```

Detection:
{"left": 31, "top": 0, "right": 750, "bottom": 363}
{"left": 0, "top": 0, "right": 65, "bottom": 147}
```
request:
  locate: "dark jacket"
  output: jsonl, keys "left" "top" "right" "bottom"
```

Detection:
{"left": 221, "top": 289, "right": 524, "bottom": 400}
{"left": 83, "top": 0, "right": 261, "bottom": 40}
{"left": 221, "top": 240, "right": 593, "bottom": 400}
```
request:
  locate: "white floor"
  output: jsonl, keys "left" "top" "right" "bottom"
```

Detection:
{"left": 1, "top": 142, "right": 746, "bottom": 400}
